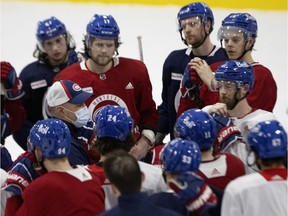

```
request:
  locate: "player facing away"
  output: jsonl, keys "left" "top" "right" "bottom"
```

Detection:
{"left": 150, "top": 138, "right": 220, "bottom": 216}
{"left": 2, "top": 118, "right": 105, "bottom": 216}
{"left": 182, "top": 12, "right": 277, "bottom": 115}
{"left": 101, "top": 150, "right": 182, "bottom": 216}
{"left": 13, "top": 16, "right": 82, "bottom": 150}
{"left": 156, "top": 2, "right": 228, "bottom": 144}
{"left": 175, "top": 108, "right": 246, "bottom": 191}
{"left": 203, "top": 60, "right": 277, "bottom": 173}
{"left": 87, "top": 105, "right": 167, "bottom": 210}
{"left": 55, "top": 14, "right": 159, "bottom": 161}
{"left": 221, "top": 120, "right": 288, "bottom": 216}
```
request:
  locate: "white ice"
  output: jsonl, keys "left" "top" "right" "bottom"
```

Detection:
{"left": 1, "top": 2, "right": 287, "bottom": 160}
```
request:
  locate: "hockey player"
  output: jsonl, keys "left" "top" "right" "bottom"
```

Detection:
{"left": 179, "top": 13, "right": 277, "bottom": 115}
{"left": 175, "top": 109, "right": 246, "bottom": 190}
{"left": 203, "top": 60, "right": 276, "bottom": 173}
{"left": 150, "top": 138, "right": 219, "bottom": 216}
{"left": 221, "top": 120, "right": 288, "bottom": 216}
{"left": 87, "top": 105, "right": 167, "bottom": 210}
{"left": 1, "top": 61, "right": 25, "bottom": 170}
{"left": 102, "top": 150, "right": 181, "bottom": 216}
{"left": 55, "top": 14, "right": 158, "bottom": 161}
{"left": 13, "top": 16, "right": 82, "bottom": 150}
{"left": 156, "top": 2, "right": 228, "bottom": 144}
{"left": 2, "top": 118, "right": 105, "bottom": 215}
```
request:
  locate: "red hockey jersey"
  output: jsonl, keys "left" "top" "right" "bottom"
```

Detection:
{"left": 5, "top": 166, "right": 105, "bottom": 216}
{"left": 55, "top": 57, "right": 159, "bottom": 135}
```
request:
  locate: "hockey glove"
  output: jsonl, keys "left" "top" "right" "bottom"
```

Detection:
{"left": 3, "top": 152, "right": 45, "bottom": 196}
{"left": 77, "top": 120, "right": 100, "bottom": 163}
{"left": 1, "top": 145, "right": 13, "bottom": 171}
{"left": 212, "top": 113, "right": 243, "bottom": 155}
{"left": 0, "top": 62, "right": 24, "bottom": 100}
{"left": 180, "top": 65, "right": 202, "bottom": 100}
{"left": 77, "top": 120, "right": 96, "bottom": 146}
{"left": 168, "top": 173, "right": 217, "bottom": 215}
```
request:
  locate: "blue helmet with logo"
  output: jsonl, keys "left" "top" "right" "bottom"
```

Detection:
{"left": 176, "top": 109, "right": 217, "bottom": 150}
{"left": 218, "top": 13, "right": 257, "bottom": 41}
{"left": 36, "top": 16, "right": 67, "bottom": 42}
{"left": 94, "top": 105, "right": 133, "bottom": 141}
{"left": 247, "top": 120, "right": 287, "bottom": 159}
{"left": 86, "top": 14, "right": 120, "bottom": 40}
{"left": 177, "top": 2, "right": 214, "bottom": 32}
{"left": 28, "top": 118, "right": 71, "bottom": 158}
{"left": 160, "top": 138, "right": 201, "bottom": 173}
{"left": 215, "top": 60, "right": 254, "bottom": 92}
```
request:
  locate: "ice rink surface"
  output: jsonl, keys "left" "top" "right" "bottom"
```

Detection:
{"left": 1, "top": 2, "right": 287, "bottom": 160}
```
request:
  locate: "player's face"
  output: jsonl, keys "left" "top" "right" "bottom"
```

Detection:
{"left": 89, "top": 38, "right": 116, "bottom": 66}
{"left": 42, "top": 34, "right": 68, "bottom": 65}
{"left": 222, "top": 32, "right": 246, "bottom": 59}
{"left": 180, "top": 17, "right": 205, "bottom": 46}
{"left": 218, "top": 81, "right": 240, "bottom": 110}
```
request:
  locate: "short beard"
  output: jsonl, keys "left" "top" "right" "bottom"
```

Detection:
{"left": 219, "top": 92, "right": 240, "bottom": 110}
{"left": 91, "top": 55, "right": 113, "bottom": 67}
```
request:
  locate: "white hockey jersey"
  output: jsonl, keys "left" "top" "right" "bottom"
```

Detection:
{"left": 221, "top": 168, "right": 288, "bottom": 216}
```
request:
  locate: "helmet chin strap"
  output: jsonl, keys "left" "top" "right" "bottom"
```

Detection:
{"left": 229, "top": 90, "right": 246, "bottom": 110}
{"left": 237, "top": 41, "right": 250, "bottom": 60}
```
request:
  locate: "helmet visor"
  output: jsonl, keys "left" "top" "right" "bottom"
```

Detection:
{"left": 217, "top": 26, "right": 251, "bottom": 40}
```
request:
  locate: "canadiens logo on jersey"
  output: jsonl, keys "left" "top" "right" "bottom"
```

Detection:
{"left": 88, "top": 94, "right": 129, "bottom": 120}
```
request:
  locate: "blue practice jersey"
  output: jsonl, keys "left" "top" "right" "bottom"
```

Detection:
{"left": 157, "top": 46, "right": 228, "bottom": 140}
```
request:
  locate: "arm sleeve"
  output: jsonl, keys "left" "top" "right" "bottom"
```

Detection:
{"left": 157, "top": 57, "right": 172, "bottom": 134}
{"left": 3, "top": 99, "right": 26, "bottom": 133}
{"left": 246, "top": 65, "right": 277, "bottom": 112}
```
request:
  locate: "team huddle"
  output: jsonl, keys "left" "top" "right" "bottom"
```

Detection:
{"left": 1, "top": 1, "right": 287, "bottom": 216}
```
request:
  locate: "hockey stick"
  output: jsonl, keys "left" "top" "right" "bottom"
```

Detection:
{"left": 137, "top": 36, "right": 144, "bottom": 62}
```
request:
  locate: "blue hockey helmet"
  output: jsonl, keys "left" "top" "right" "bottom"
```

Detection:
{"left": 94, "top": 105, "right": 134, "bottom": 141}
{"left": 177, "top": 2, "right": 214, "bottom": 32}
{"left": 215, "top": 60, "right": 254, "bottom": 92}
{"left": 36, "top": 16, "right": 67, "bottom": 42}
{"left": 160, "top": 138, "right": 201, "bottom": 173}
{"left": 176, "top": 109, "right": 217, "bottom": 150}
{"left": 247, "top": 120, "right": 287, "bottom": 159}
{"left": 28, "top": 118, "right": 71, "bottom": 158}
{"left": 217, "top": 13, "right": 258, "bottom": 41}
{"left": 86, "top": 14, "right": 120, "bottom": 40}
